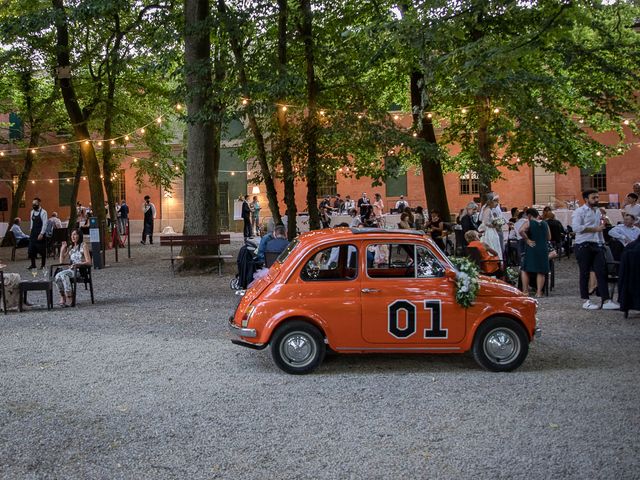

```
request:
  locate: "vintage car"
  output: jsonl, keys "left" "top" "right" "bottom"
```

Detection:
{"left": 229, "top": 228, "right": 539, "bottom": 374}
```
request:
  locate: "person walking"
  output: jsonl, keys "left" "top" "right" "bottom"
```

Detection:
{"left": 519, "top": 208, "right": 551, "bottom": 297}
{"left": 141, "top": 195, "right": 156, "bottom": 245}
{"left": 572, "top": 188, "right": 619, "bottom": 310}
{"left": 28, "top": 197, "right": 48, "bottom": 269}
{"left": 118, "top": 199, "right": 129, "bottom": 235}
{"left": 241, "top": 195, "right": 252, "bottom": 238}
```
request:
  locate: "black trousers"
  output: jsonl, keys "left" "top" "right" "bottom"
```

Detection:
{"left": 28, "top": 239, "right": 46, "bottom": 267}
{"left": 243, "top": 217, "right": 252, "bottom": 237}
{"left": 575, "top": 242, "right": 609, "bottom": 301}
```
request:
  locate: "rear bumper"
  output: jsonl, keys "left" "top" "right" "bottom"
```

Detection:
{"left": 228, "top": 316, "right": 257, "bottom": 338}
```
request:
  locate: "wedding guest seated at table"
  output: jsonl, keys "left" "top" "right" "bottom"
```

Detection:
{"left": 414, "top": 206, "right": 426, "bottom": 230}
{"left": 427, "top": 210, "right": 445, "bottom": 251}
{"left": 608, "top": 213, "right": 640, "bottom": 246}
{"left": 264, "top": 225, "right": 289, "bottom": 255}
{"left": 398, "top": 212, "right": 411, "bottom": 230}
{"left": 622, "top": 193, "right": 640, "bottom": 226}
{"left": 545, "top": 212, "right": 566, "bottom": 247}
{"left": 464, "top": 230, "right": 501, "bottom": 275}
{"left": 54, "top": 228, "right": 91, "bottom": 307}
{"left": 402, "top": 206, "right": 415, "bottom": 228}
{"left": 10, "top": 218, "right": 30, "bottom": 247}
{"left": 348, "top": 209, "right": 361, "bottom": 228}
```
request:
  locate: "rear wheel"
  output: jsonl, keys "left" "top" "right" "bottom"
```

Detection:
{"left": 472, "top": 317, "right": 529, "bottom": 372}
{"left": 271, "top": 321, "right": 326, "bottom": 374}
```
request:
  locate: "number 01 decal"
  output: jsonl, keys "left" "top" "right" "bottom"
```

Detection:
{"left": 388, "top": 300, "right": 447, "bottom": 339}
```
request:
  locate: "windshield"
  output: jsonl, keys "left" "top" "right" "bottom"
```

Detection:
{"left": 277, "top": 238, "right": 299, "bottom": 264}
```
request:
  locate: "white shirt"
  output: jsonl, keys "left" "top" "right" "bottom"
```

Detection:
{"left": 623, "top": 204, "right": 640, "bottom": 225}
{"left": 143, "top": 202, "right": 157, "bottom": 219}
{"left": 30, "top": 207, "right": 48, "bottom": 232}
{"left": 395, "top": 199, "right": 409, "bottom": 210}
{"left": 10, "top": 224, "right": 28, "bottom": 240}
{"left": 572, "top": 204, "right": 604, "bottom": 244}
{"left": 343, "top": 199, "right": 355, "bottom": 212}
{"left": 511, "top": 218, "right": 527, "bottom": 240}
{"left": 608, "top": 224, "right": 640, "bottom": 246}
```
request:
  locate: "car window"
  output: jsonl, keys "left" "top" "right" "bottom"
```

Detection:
{"left": 367, "top": 243, "right": 415, "bottom": 279}
{"left": 301, "top": 244, "right": 358, "bottom": 281}
{"left": 416, "top": 245, "right": 445, "bottom": 278}
{"left": 277, "top": 238, "right": 299, "bottom": 264}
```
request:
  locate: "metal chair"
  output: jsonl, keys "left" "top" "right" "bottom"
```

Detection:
{"left": 49, "top": 263, "right": 95, "bottom": 307}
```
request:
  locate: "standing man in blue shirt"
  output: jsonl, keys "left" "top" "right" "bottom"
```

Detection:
{"left": 572, "top": 188, "right": 619, "bottom": 310}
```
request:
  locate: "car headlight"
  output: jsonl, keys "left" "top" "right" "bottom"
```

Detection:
{"left": 241, "top": 306, "right": 256, "bottom": 328}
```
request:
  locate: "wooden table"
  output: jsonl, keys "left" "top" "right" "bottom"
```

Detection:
{"left": 19, "top": 280, "right": 53, "bottom": 312}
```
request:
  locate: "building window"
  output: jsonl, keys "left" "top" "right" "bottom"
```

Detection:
{"left": 9, "top": 113, "right": 24, "bottom": 140}
{"left": 580, "top": 166, "right": 606, "bottom": 192}
{"left": 459, "top": 173, "right": 479, "bottom": 195}
{"left": 384, "top": 158, "right": 407, "bottom": 197}
{"left": 58, "top": 172, "right": 74, "bottom": 206}
{"left": 113, "top": 170, "right": 126, "bottom": 202}
{"left": 317, "top": 171, "right": 337, "bottom": 197}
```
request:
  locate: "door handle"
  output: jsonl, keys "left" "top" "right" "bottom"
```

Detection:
{"left": 361, "top": 288, "right": 381, "bottom": 293}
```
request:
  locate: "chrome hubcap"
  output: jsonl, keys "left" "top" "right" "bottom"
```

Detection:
{"left": 280, "top": 332, "right": 316, "bottom": 367}
{"left": 484, "top": 328, "right": 520, "bottom": 364}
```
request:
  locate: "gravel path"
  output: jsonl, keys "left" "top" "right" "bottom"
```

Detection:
{"left": 0, "top": 238, "right": 638, "bottom": 479}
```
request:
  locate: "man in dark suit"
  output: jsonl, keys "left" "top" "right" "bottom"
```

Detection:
{"left": 242, "top": 195, "right": 252, "bottom": 238}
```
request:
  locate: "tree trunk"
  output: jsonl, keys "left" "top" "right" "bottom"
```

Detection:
{"left": 276, "top": 0, "right": 297, "bottom": 240}
{"left": 52, "top": 0, "right": 105, "bottom": 228}
{"left": 410, "top": 71, "right": 450, "bottom": 220}
{"left": 476, "top": 97, "right": 493, "bottom": 198}
{"left": 299, "top": 0, "right": 320, "bottom": 230}
{"left": 102, "top": 77, "right": 119, "bottom": 244}
{"left": 183, "top": 0, "right": 220, "bottom": 267}
{"left": 217, "top": 0, "right": 281, "bottom": 227}
{"left": 2, "top": 142, "right": 37, "bottom": 246}
{"left": 67, "top": 150, "right": 83, "bottom": 230}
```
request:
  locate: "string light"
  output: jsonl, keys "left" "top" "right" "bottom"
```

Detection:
{"left": 31, "top": 149, "right": 36, "bottom": 154}
{"left": 230, "top": 171, "right": 235, "bottom": 176}
{"left": 461, "top": 108, "right": 468, "bottom": 114}
{"left": 84, "top": 140, "right": 90, "bottom": 145}
{"left": 110, "top": 140, "right": 115, "bottom": 145}
{"left": 393, "top": 114, "right": 400, "bottom": 120}
{"left": 124, "top": 135, "right": 130, "bottom": 141}
{"left": 31, "top": 180, "right": 35, "bottom": 184}
{"left": 412, "top": 132, "right": 418, "bottom": 137}
{"left": 623, "top": 119, "right": 630, "bottom": 126}
{"left": 319, "top": 110, "right": 325, "bottom": 116}
{"left": 357, "top": 114, "right": 363, "bottom": 119}
{"left": 139, "top": 128, "right": 145, "bottom": 134}
{"left": 596, "top": 151, "right": 602, "bottom": 156}
{"left": 156, "top": 117, "right": 162, "bottom": 124}
{"left": 82, "top": 176, "right": 87, "bottom": 180}
{"left": 98, "top": 141, "right": 103, "bottom": 146}
{"left": 48, "top": 179, "right": 53, "bottom": 184}
{"left": 0, "top": 152, "right": 4, "bottom": 157}
{"left": 281, "top": 106, "right": 287, "bottom": 112}
{"left": 579, "top": 119, "right": 585, "bottom": 124}
{"left": 241, "top": 99, "right": 249, "bottom": 106}
{"left": 176, "top": 103, "right": 182, "bottom": 110}
{"left": 61, "top": 145, "right": 66, "bottom": 150}
{"left": 493, "top": 108, "right": 500, "bottom": 114}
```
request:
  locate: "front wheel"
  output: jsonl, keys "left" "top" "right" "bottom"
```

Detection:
{"left": 271, "top": 321, "right": 326, "bottom": 374}
{"left": 472, "top": 317, "right": 529, "bottom": 372}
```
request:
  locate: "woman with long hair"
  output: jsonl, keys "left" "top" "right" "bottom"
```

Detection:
{"left": 54, "top": 229, "right": 92, "bottom": 307}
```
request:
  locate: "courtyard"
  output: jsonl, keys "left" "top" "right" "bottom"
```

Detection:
{"left": 0, "top": 238, "right": 638, "bottom": 479}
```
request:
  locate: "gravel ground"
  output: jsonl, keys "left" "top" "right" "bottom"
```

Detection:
{"left": 0, "top": 236, "right": 638, "bottom": 479}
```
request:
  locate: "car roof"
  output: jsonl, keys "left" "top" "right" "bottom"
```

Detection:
{"left": 296, "top": 227, "right": 427, "bottom": 243}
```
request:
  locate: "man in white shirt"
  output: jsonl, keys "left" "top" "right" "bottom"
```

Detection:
{"left": 622, "top": 193, "right": 640, "bottom": 226}
{"left": 395, "top": 195, "right": 409, "bottom": 212}
{"left": 572, "top": 188, "right": 618, "bottom": 310}
{"left": 609, "top": 213, "right": 640, "bottom": 246}
{"left": 10, "top": 218, "right": 30, "bottom": 247}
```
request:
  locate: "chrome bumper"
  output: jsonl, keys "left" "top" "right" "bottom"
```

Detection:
{"left": 228, "top": 316, "right": 257, "bottom": 338}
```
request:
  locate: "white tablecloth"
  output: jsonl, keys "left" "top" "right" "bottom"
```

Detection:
{"left": 554, "top": 209, "right": 623, "bottom": 227}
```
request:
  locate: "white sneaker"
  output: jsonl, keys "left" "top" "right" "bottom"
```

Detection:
{"left": 602, "top": 300, "right": 620, "bottom": 310}
{"left": 582, "top": 300, "right": 600, "bottom": 310}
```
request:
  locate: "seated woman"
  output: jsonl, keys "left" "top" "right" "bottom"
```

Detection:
{"left": 54, "top": 229, "right": 91, "bottom": 307}
{"left": 464, "top": 230, "right": 501, "bottom": 274}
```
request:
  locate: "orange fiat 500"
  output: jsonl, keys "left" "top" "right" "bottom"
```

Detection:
{"left": 229, "top": 228, "right": 539, "bottom": 374}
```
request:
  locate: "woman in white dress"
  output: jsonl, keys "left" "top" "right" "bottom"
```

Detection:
{"left": 479, "top": 192, "right": 504, "bottom": 261}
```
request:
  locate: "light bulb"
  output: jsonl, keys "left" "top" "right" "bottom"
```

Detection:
{"left": 281, "top": 106, "right": 287, "bottom": 112}
{"left": 461, "top": 108, "right": 468, "bottom": 114}
{"left": 48, "top": 179, "right": 53, "bottom": 184}
{"left": 241, "top": 99, "right": 248, "bottom": 106}
{"left": 393, "top": 114, "right": 400, "bottom": 120}
{"left": 140, "top": 128, "right": 145, "bottom": 134}
{"left": 98, "top": 141, "right": 103, "bottom": 146}
{"left": 176, "top": 103, "right": 182, "bottom": 110}
{"left": 623, "top": 119, "right": 630, "bottom": 126}
{"left": 110, "top": 140, "right": 115, "bottom": 145}
{"left": 31, "top": 180, "right": 36, "bottom": 184}
{"left": 31, "top": 149, "right": 36, "bottom": 154}
{"left": 426, "top": 113, "right": 432, "bottom": 119}
{"left": 61, "top": 145, "right": 66, "bottom": 150}
{"left": 156, "top": 117, "right": 162, "bottom": 124}
{"left": 84, "top": 140, "right": 90, "bottom": 145}
{"left": 412, "top": 132, "right": 418, "bottom": 137}
{"left": 319, "top": 110, "right": 325, "bottom": 116}
{"left": 125, "top": 135, "right": 130, "bottom": 141}
{"left": 493, "top": 108, "right": 500, "bottom": 114}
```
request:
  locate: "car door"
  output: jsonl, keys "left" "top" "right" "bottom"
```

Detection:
{"left": 360, "top": 242, "right": 466, "bottom": 345}
{"left": 285, "top": 242, "right": 362, "bottom": 348}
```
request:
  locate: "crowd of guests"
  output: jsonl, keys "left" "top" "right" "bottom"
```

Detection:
{"left": 457, "top": 183, "right": 640, "bottom": 308}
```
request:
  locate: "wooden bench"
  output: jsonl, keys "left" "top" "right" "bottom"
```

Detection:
{"left": 160, "top": 234, "right": 233, "bottom": 275}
